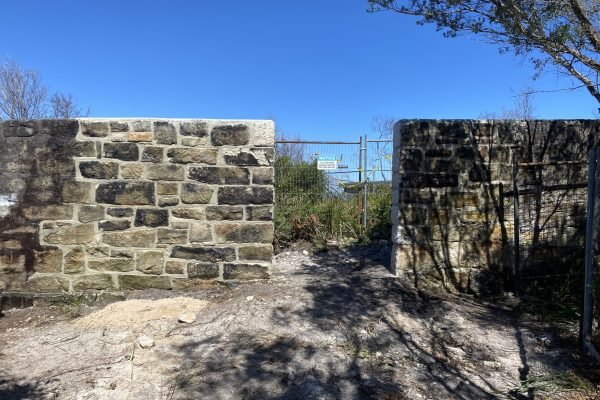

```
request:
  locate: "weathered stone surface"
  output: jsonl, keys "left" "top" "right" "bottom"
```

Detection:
{"left": 252, "top": 168, "right": 274, "bottom": 185}
{"left": 171, "top": 208, "right": 205, "bottom": 220}
{"left": 79, "top": 205, "right": 105, "bottom": 223}
{"left": 96, "top": 181, "right": 155, "bottom": 205}
{"left": 98, "top": 220, "right": 131, "bottom": 231}
{"left": 111, "top": 132, "right": 127, "bottom": 142}
{"left": 79, "top": 161, "right": 120, "bottom": 179}
{"left": 181, "top": 183, "right": 213, "bottom": 204}
{"left": 238, "top": 245, "right": 272, "bottom": 261}
{"left": 73, "top": 274, "right": 114, "bottom": 290}
{"left": 246, "top": 206, "right": 273, "bottom": 221}
{"left": 187, "top": 263, "right": 219, "bottom": 279}
{"left": 190, "top": 223, "right": 212, "bottom": 242}
{"left": 167, "top": 148, "right": 218, "bottom": 164}
{"left": 223, "top": 263, "right": 270, "bottom": 280}
{"left": 158, "top": 197, "right": 179, "bottom": 207}
{"left": 214, "top": 223, "right": 273, "bottom": 243}
{"left": 251, "top": 120, "right": 275, "bottom": 147}
{"left": 157, "top": 182, "right": 178, "bottom": 195}
{"left": 178, "top": 312, "right": 196, "bottom": 323}
{"left": 127, "top": 132, "right": 153, "bottom": 142}
{"left": 135, "top": 209, "right": 169, "bottom": 227}
{"left": 146, "top": 164, "right": 184, "bottom": 181}
{"left": 180, "top": 121, "right": 208, "bottom": 137}
{"left": 211, "top": 124, "right": 249, "bottom": 146}
{"left": 170, "top": 246, "right": 235, "bottom": 262}
{"left": 218, "top": 187, "right": 273, "bottom": 205}
{"left": 205, "top": 206, "right": 243, "bottom": 220}
{"left": 21, "top": 275, "right": 70, "bottom": 292}
{"left": 154, "top": 121, "right": 177, "bottom": 145}
{"left": 34, "top": 248, "right": 63, "bottom": 273}
{"left": 141, "top": 146, "right": 164, "bottom": 163}
{"left": 110, "top": 121, "right": 129, "bottom": 132}
{"left": 22, "top": 205, "right": 73, "bottom": 221}
{"left": 72, "top": 141, "right": 96, "bottom": 157}
{"left": 107, "top": 207, "right": 133, "bottom": 217}
{"left": 119, "top": 275, "right": 172, "bottom": 290}
{"left": 120, "top": 163, "right": 145, "bottom": 179}
{"left": 64, "top": 247, "right": 86, "bottom": 274}
{"left": 165, "top": 260, "right": 186, "bottom": 274}
{"left": 102, "top": 231, "right": 156, "bottom": 248}
{"left": 111, "top": 249, "right": 134, "bottom": 258}
{"left": 81, "top": 121, "right": 109, "bottom": 137}
{"left": 188, "top": 166, "right": 249, "bottom": 185}
{"left": 63, "top": 181, "right": 93, "bottom": 204}
{"left": 89, "top": 258, "right": 135, "bottom": 272}
{"left": 223, "top": 148, "right": 274, "bottom": 166}
{"left": 44, "top": 224, "right": 95, "bottom": 245}
{"left": 157, "top": 228, "right": 188, "bottom": 244}
{"left": 131, "top": 120, "right": 152, "bottom": 132}
{"left": 104, "top": 142, "right": 139, "bottom": 161}
{"left": 87, "top": 246, "right": 110, "bottom": 257}
{"left": 137, "top": 251, "right": 163, "bottom": 275}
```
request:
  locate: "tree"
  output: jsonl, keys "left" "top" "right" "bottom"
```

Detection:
{"left": 0, "top": 58, "right": 88, "bottom": 120}
{"left": 368, "top": 0, "right": 600, "bottom": 105}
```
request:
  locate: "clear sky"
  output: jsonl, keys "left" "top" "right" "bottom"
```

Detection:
{"left": 1, "top": 0, "right": 597, "bottom": 141}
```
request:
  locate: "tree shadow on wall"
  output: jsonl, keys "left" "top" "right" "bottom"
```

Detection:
{"left": 0, "top": 371, "right": 54, "bottom": 400}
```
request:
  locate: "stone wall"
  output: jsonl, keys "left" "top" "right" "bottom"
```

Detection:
{"left": 0, "top": 118, "right": 274, "bottom": 293}
{"left": 391, "top": 119, "right": 599, "bottom": 294}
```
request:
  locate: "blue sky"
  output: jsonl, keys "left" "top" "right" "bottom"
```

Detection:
{"left": 1, "top": 0, "right": 597, "bottom": 141}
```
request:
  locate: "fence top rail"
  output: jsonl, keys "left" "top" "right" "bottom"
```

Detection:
{"left": 366, "top": 139, "right": 393, "bottom": 143}
{"left": 275, "top": 140, "right": 361, "bottom": 145}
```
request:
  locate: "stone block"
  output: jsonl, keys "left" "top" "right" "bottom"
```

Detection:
{"left": 146, "top": 164, "right": 184, "bottom": 181}
{"left": 127, "top": 132, "right": 153, "bottom": 142}
{"left": 167, "top": 148, "right": 218, "bottom": 164}
{"left": 170, "top": 246, "right": 236, "bottom": 262}
{"left": 190, "top": 223, "right": 212, "bottom": 242}
{"left": 22, "top": 275, "right": 70, "bottom": 292}
{"left": 222, "top": 148, "right": 274, "bottom": 166}
{"left": 102, "top": 231, "right": 156, "bottom": 247}
{"left": 64, "top": 247, "right": 86, "bottom": 274}
{"left": 79, "top": 161, "right": 120, "bottom": 179}
{"left": 181, "top": 183, "right": 213, "bottom": 204}
{"left": 86, "top": 246, "right": 110, "bottom": 257}
{"left": 89, "top": 258, "right": 135, "bottom": 272}
{"left": 214, "top": 223, "right": 273, "bottom": 243}
{"left": 180, "top": 137, "right": 207, "bottom": 147}
{"left": 251, "top": 121, "right": 275, "bottom": 147}
{"left": 110, "top": 121, "right": 129, "bottom": 132}
{"left": 171, "top": 207, "right": 205, "bottom": 220}
{"left": 22, "top": 205, "right": 73, "bottom": 221}
{"left": 104, "top": 142, "right": 139, "bottom": 161}
{"left": 98, "top": 220, "right": 131, "bottom": 231}
{"left": 205, "top": 206, "right": 243, "bottom": 220}
{"left": 239, "top": 245, "right": 272, "bottom": 261}
{"left": 107, "top": 207, "right": 133, "bottom": 217}
{"left": 135, "top": 209, "right": 169, "bottom": 227}
{"left": 63, "top": 181, "right": 93, "bottom": 204}
{"left": 119, "top": 275, "right": 172, "bottom": 290}
{"left": 137, "top": 251, "right": 163, "bottom": 275}
{"left": 165, "top": 260, "right": 186, "bottom": 274}
{"left": 96, "top": 181, "right": 155, "bottom": 205}
{"left": 223, "top": 263, "right": 269, "bottom": 280}
{"left": 188, "top": 166, "right": 249, "bottom": 185}
{"left": 120, "top": 163, "right": 145, "bottom": 179}
{"left": 217, "top": 187, "right": 273, "bottom": 205}
{"left": 81, "top": 121, "right": 109, "bottom": 137}
{"left": 72, "top": 141, "right": 96, "bottom": 157}
{"left": 153, "top": 121, "right": 177, "bottom": 145}
{"left": 34, "top": 248, "right": 63, "bottom": 273}
{"left": 141, "top": 146, "right": 164, "bottom": 163}
{"left": 158, "top": 197, "right": 179, "bottom": 207}
{"left": 44, "top": 224, "right": 95, "bottom": 245}
{"left": 73, "top": 274, "right": 114, "bottom": 291}
{"left": 246, "top": 206, "right": 272, "bottom": 221}
{"left": 110, "top": 133, "right": 127, "bottom": 142}
{"left": 111, "top": 249, "right": 134, "bottom": 258}
{"left": 157, "top": 228, "right": 188, "bottom": 244}
{"left": 180, "top": 121, "right": 208, "bottom": 137}
{"left": 79, "top": 205, "right": 105, "bottom": 223}
{"left": 131, "top": 120, "right": 152, "bottom": 132}
{"left": 425, "top": 148, "right": 452, "bottom": 158}
{"left": 187, "top": 263, "right": 219, "bottom": 279}
{"left": 252, "top": 168, "right": 274, "bottom": 185}
{"left": 157, "top": 182, "right": 178, "bottom": 195}
{"left": 211, "top": 124, "right": 249, "bottom": 146}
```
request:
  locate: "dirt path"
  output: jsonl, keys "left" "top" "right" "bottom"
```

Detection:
{"left": 0, "top": 243, "right": 595, "bottom": 399}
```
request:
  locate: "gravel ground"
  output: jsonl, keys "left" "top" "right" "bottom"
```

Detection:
{"left": 0, "top": 242, "right": 597, "bottom": 400}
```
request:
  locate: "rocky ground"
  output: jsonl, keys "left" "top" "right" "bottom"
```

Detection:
{"left": 0, "top": 242, "right": 598, "bottom": 400}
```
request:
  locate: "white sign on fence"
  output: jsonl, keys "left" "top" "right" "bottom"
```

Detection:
{"left": 317, "top": 155, "right": 338, "bottom": 170}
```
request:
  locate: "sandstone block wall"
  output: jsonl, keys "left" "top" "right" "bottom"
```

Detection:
{"left": 0, "top": 118, "right": 275, "bottom": 293}
{"left": 391, "top": 120, "right": 599, "bottom": 294}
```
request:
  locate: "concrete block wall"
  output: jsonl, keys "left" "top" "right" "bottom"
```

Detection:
{"left": 391, "top": 119, "right": 599, "bottom": 294}
{"left": 0, "top": 118, "right": 275, "bottom": 293}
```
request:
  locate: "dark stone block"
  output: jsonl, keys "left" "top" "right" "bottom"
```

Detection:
{"left": 218, "top": 186, "right": 273, "bottom": 205}
{"left": 154, "top": 121, "right": 177, "bottom": 145}
{"left": 104, "top": 142, "right": 139, "bottom": 161}
{"left": 400, "top": 149, "right": 422, "bottom": 171}
{"left": 96, "top": 181, "right": 155, "bottom": 205}
{"left": 170, "top": 246, "right": 236, "bottom": 262}
{"left": 425, "top": 148, "right": 452, "bottom": 158}
{"left": 211, "top": 124, "right": 250, "bottom": 146}
{"left": 187, "top": 263, "right": 219, "bottom": 279}
{"left": 1, "top": 120, "right": 79, "bottom": 137}
{"left": 99, "top": 220, "right": 131, "bottom": 231}
{"left": 252, "top": 168, "right": 274, "bottom": 185}
{"left": 455, "top": 146, "right": 476, "bottom": 159}
{"left": 246, "top": 206, "right": 272, "bottom": 221}
{"left": 468, "top": 165, "right": 490, "bottom": 182}
{"left": 135, "top": 209, "right": 169, "bottom": 227}
{"left": 141, "top": 146, "right": 164, "bottom": 163}
{"left": 400, "top": 173, "right": 459, "bottom": 188}
{"left": 81, "top": 121, "right": 109, "bottom": 137}
{"left": 224, "top": 152, "right": 259, "bottom": 166}
{"left": 180, "top": 183, "right": 213, "bottom": 204}
{"left": 180, "top": 122, "right": 208, "bottom": 137}
{"left": 205, "top": 206, "right": 244, "bottom": 220}
{"left": 223, "top": 264, "right": 270, "bottom": 280}
{"left": 107, "top": 207, "right": 134, "bottom": 217}
{"left": 79, "top": 161, "right": 119, "bottom": 179}
{"left": 110, "top": 121, "right": 129, "bottom": 132}
{"left": 189, "top": 166, "right": 250, "bottom": 184}
{"left": 72, "top": 141, "right": 97, "bottom": 157}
